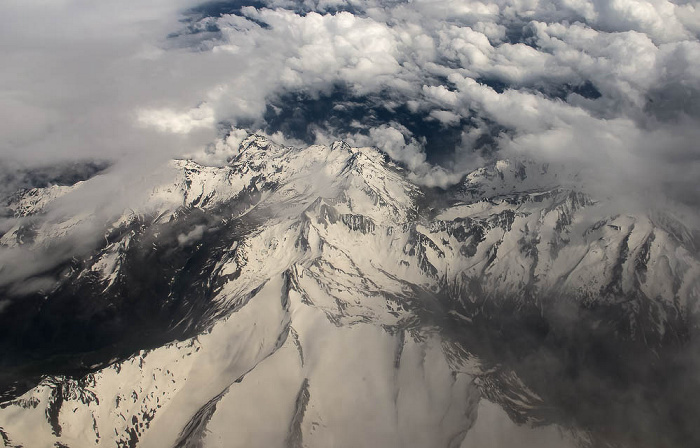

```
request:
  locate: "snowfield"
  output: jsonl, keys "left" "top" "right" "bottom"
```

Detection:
{"left": 1, "top": 135, "right": 697, "bottom": 447}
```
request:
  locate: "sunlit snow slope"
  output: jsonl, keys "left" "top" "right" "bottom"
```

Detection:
{"left": 1, "top": 135, "right": 698, "bottom": 448}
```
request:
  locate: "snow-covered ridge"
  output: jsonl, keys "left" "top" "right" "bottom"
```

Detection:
{"left": 0, "top": 134, "right": 698, "bottom": 447}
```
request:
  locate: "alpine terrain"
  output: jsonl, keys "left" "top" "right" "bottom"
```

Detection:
{"left": 1, "top": 134, "right": 699, "bottom": 448}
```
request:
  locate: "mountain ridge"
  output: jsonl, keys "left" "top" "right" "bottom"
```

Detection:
{"left": 0, "top": 134, "right": 699, "bottom": 447}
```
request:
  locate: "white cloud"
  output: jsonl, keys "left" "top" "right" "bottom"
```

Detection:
{"left": 177, "top": 224, "right": 207, "bottom": 246}
{"left": 589, "top": 0, "right": 693, "bottom": 43}
{"left": 1, "top": 0, "right": 699, "bottom": 230}
{"left": 138, "top": 104, "right": 215, "bottom": 134}
{"left": 429, "top": 109, "right": 461, "bottom": 125}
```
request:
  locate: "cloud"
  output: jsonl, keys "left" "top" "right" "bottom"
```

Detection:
{"left": 0, "top": 0, "right": 206, "bottom": 163}
{"left": 2, "top": 0, "right": 696, "bottom": 188}
{"left": 138, "top": 104, "right": 216, "bottom": 134}
{"left": 429, "top": 109, "right": 462, "bottom": 126}
{"left": 178, "top": 224, "right": 207, "bottom": 246}
{"left": 1, "top": 0, "right": 700, "bottom": 293}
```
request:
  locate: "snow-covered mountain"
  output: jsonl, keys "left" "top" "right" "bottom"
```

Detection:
{"left": 1, "top": 135, "right": 699, "bottom": 448}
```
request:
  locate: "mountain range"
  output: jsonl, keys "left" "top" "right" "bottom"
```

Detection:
{"left": 1, "top": 134, "right": 699, "bottom": 448}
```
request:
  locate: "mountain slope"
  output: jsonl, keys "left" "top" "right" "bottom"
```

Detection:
{"left": 0, "top": 134, "right": 698, "bottom": 448}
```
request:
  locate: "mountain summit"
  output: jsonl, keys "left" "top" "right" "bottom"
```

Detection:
{"left": 1, "top": 135, "right": 698, "bottom": 448}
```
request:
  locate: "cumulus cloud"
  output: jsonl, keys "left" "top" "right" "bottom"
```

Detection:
{"left": 2, "top": 1, "right": 696, "bottom": 172}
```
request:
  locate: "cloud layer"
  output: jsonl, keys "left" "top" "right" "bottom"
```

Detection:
{"left": 1, "top": 0, "right": 699, "bottom": 208}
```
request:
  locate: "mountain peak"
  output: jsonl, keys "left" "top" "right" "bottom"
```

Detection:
{"left": 0, "top": 136, "right": 698, "bottom": 448}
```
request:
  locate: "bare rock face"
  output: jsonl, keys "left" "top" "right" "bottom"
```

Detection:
{"left": 0, "top": 135, "right": 698, "bottom": 448}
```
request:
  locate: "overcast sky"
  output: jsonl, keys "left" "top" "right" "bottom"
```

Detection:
{"left": 1, "top": 0, "right": 699, "bottom": 211}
